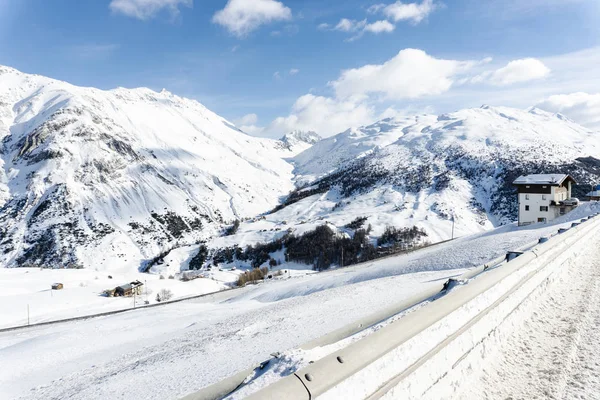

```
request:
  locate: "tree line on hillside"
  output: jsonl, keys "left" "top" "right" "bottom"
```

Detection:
{"left": 188, "top": 219, "right": 429, "bottom": 273}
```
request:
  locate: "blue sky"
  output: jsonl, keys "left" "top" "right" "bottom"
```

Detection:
{"left": 1, "top": 0, "right": 600, "bottom": 137}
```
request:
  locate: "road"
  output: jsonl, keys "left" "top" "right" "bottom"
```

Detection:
{"left": 452, "top": 229, "right": 600, "bottom": 400}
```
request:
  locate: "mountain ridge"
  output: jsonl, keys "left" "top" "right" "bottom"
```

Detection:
{"left": 2, "top": 65, "right": 600, "bottom": 273}
{"left": 204, "top": 105, "right": 600, "bottom": 272}
{"left": 0, "top": 65, "right": 296, "bottom": 270}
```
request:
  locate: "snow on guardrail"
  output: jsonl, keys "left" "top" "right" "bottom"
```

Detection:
{"left": 182, "top": 213, "right": 600, "bottom": 400}
{"left": 231, "top": 213, "right": 600, "bottom": 400}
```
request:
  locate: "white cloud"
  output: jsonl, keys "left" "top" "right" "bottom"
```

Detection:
{"left": 273, "top": 71, "right": 282, "bottom": 80}
{"left": 109, "top": 0, "right": 191, "bottom": 20}
{"left": 289, "top": 68, "right": 300, "bottom": 76}
{"left": 326, "top": 18, "right": 395, "bottom": 40}
{"left": 381, "top": 0, "right": 438, "bottom": 24}
{"left": 264, "top": 49, "right": 483, "bottom": 137}
{"left": 364, "top": 20, "right": 395, "bottom": 33}
{"left": 212, "top": 0, "right": 292, "bottom": 38}
{"left": 268, "top": 94, "right": 375, "bottom": 137}
{"left": 259, "top": 47, "right": 600, "bottom": 138}
{"left": 331, "top": 48, "right": 477, "bottom": 100}
{"left": 367, "top": 4, "right": 386, "bottom": 14}
{"left": 317, "top": 23, "right": 330, "bottom": 30}
{"left": 239, "top": 124, "right": 265, "bottom": 135}
{"left": 334, "top": 18, "right": 367, "bottom": 32}
{"left": 489, "top": 58, "right": 551, "bottom": 86}
{"left": 234, "top": 113, "right": 265, "bottom": 135}
{"left": 536, "top": 92, "right": 600, "bottom": 130}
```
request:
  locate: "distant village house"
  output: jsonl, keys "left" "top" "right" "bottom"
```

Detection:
{"left": 105, "top": 280, "right": 144, "bottom": 297}
{"left": 513, "top": 174, "right": 578, "bottom": 226}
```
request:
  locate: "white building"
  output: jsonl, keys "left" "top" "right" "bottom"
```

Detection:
{"left": 513, "top": 174, "right": 577, "bottom": 226}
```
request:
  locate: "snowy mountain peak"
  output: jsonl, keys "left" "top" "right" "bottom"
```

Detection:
{"left": 280, "top": 130, "right": 321, "bottom": 146}
{"left": 291, "top": 105, "right": 600, "bottom": 232}
{"left": 277, "top": 130, "right": 322, "bottom": 154}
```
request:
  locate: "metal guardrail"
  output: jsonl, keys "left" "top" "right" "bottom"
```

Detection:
{"left": 240, "top": 214, "right": 600, "bottom": 400}
{"left": 182, "top": 257, "right": 509, "bottom": 400}
{"left": 181, "top": 214, "right": 600, "bottom": 400}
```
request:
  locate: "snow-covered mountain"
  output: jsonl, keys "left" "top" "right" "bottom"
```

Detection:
{"left": 3, "top": 65, "right": 600, "bottom": 273}
{"left": 292, "top": 115, "right": 436, "bottom": 183}
{"left": 210, "top": 105, "right": 600, "bottom": 260}
{"left": 276, "top": 130, "right": 321, "bottom": 155}
{"left": 0, "top": 65, "right": 295, "bottom": 270}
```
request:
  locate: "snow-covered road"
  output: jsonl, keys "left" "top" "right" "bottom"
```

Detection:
{"left": 451, "top": 229, "right": 600, "bottom": 400}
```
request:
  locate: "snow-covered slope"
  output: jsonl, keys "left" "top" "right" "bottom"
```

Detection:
{"left": 293, "top": 115, "right": 436, "bottom": 182}
{"left": 2, "top": 204, "right": 598, "bottom": 400}
{"left": 0, "top": 65, "right": 295, "bottom": 270}
{"left": 211, "top": 105, "right": 600, "bottom": 258}
{"left": 310, "top": 105, "right": 600, "bottom": 225}
{"left": 3, "top": 65, "right": 600, "bottom": 274}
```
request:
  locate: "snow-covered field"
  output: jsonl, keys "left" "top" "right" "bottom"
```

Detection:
{"left": 0, "top": 267, "right": 227, "bottom": 329}
{"left": 1, "top": 204, "right": 598, "bottom": 400}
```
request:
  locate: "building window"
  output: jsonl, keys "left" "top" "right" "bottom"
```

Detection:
{"left": 525, "top": 205, "right": 530, "bottom": 211}
{"left": 525, "top": 194, "right": 530, "bottom": 200}
{"left": 540, "top": 206, "right": 548, "bottom": 212}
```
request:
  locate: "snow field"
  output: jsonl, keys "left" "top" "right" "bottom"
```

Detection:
{"left": 0, "top": 267, "right": 226, "bottom": 329}
{"left": 0, "top": 205, "right": 597, "bottom": 400}
{"left": 0, "top": 269, "right": 464, "bottom": 400}
{"left": 193, "top": 206, "right": 600, "bottom": 400}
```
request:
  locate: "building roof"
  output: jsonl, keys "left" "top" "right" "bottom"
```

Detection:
{"left": 513, "top": 174, "right": 575, "bottom": 185}
{"left": 117, "top": 281, "right": 143, "bottom": 291}
{"left": 586, "top": 190, "right": 600, "bottom": 197}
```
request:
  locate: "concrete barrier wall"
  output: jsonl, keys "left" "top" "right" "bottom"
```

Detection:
{"left": 243, "top": 214, "right": 600, "bottom": 400}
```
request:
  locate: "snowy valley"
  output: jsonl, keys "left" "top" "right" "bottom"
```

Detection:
{"left": 2, "top": 66, "right": 600, "bottom": 321}
{"left": 3, "top": 67, "right": 600, "bottom": 400}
